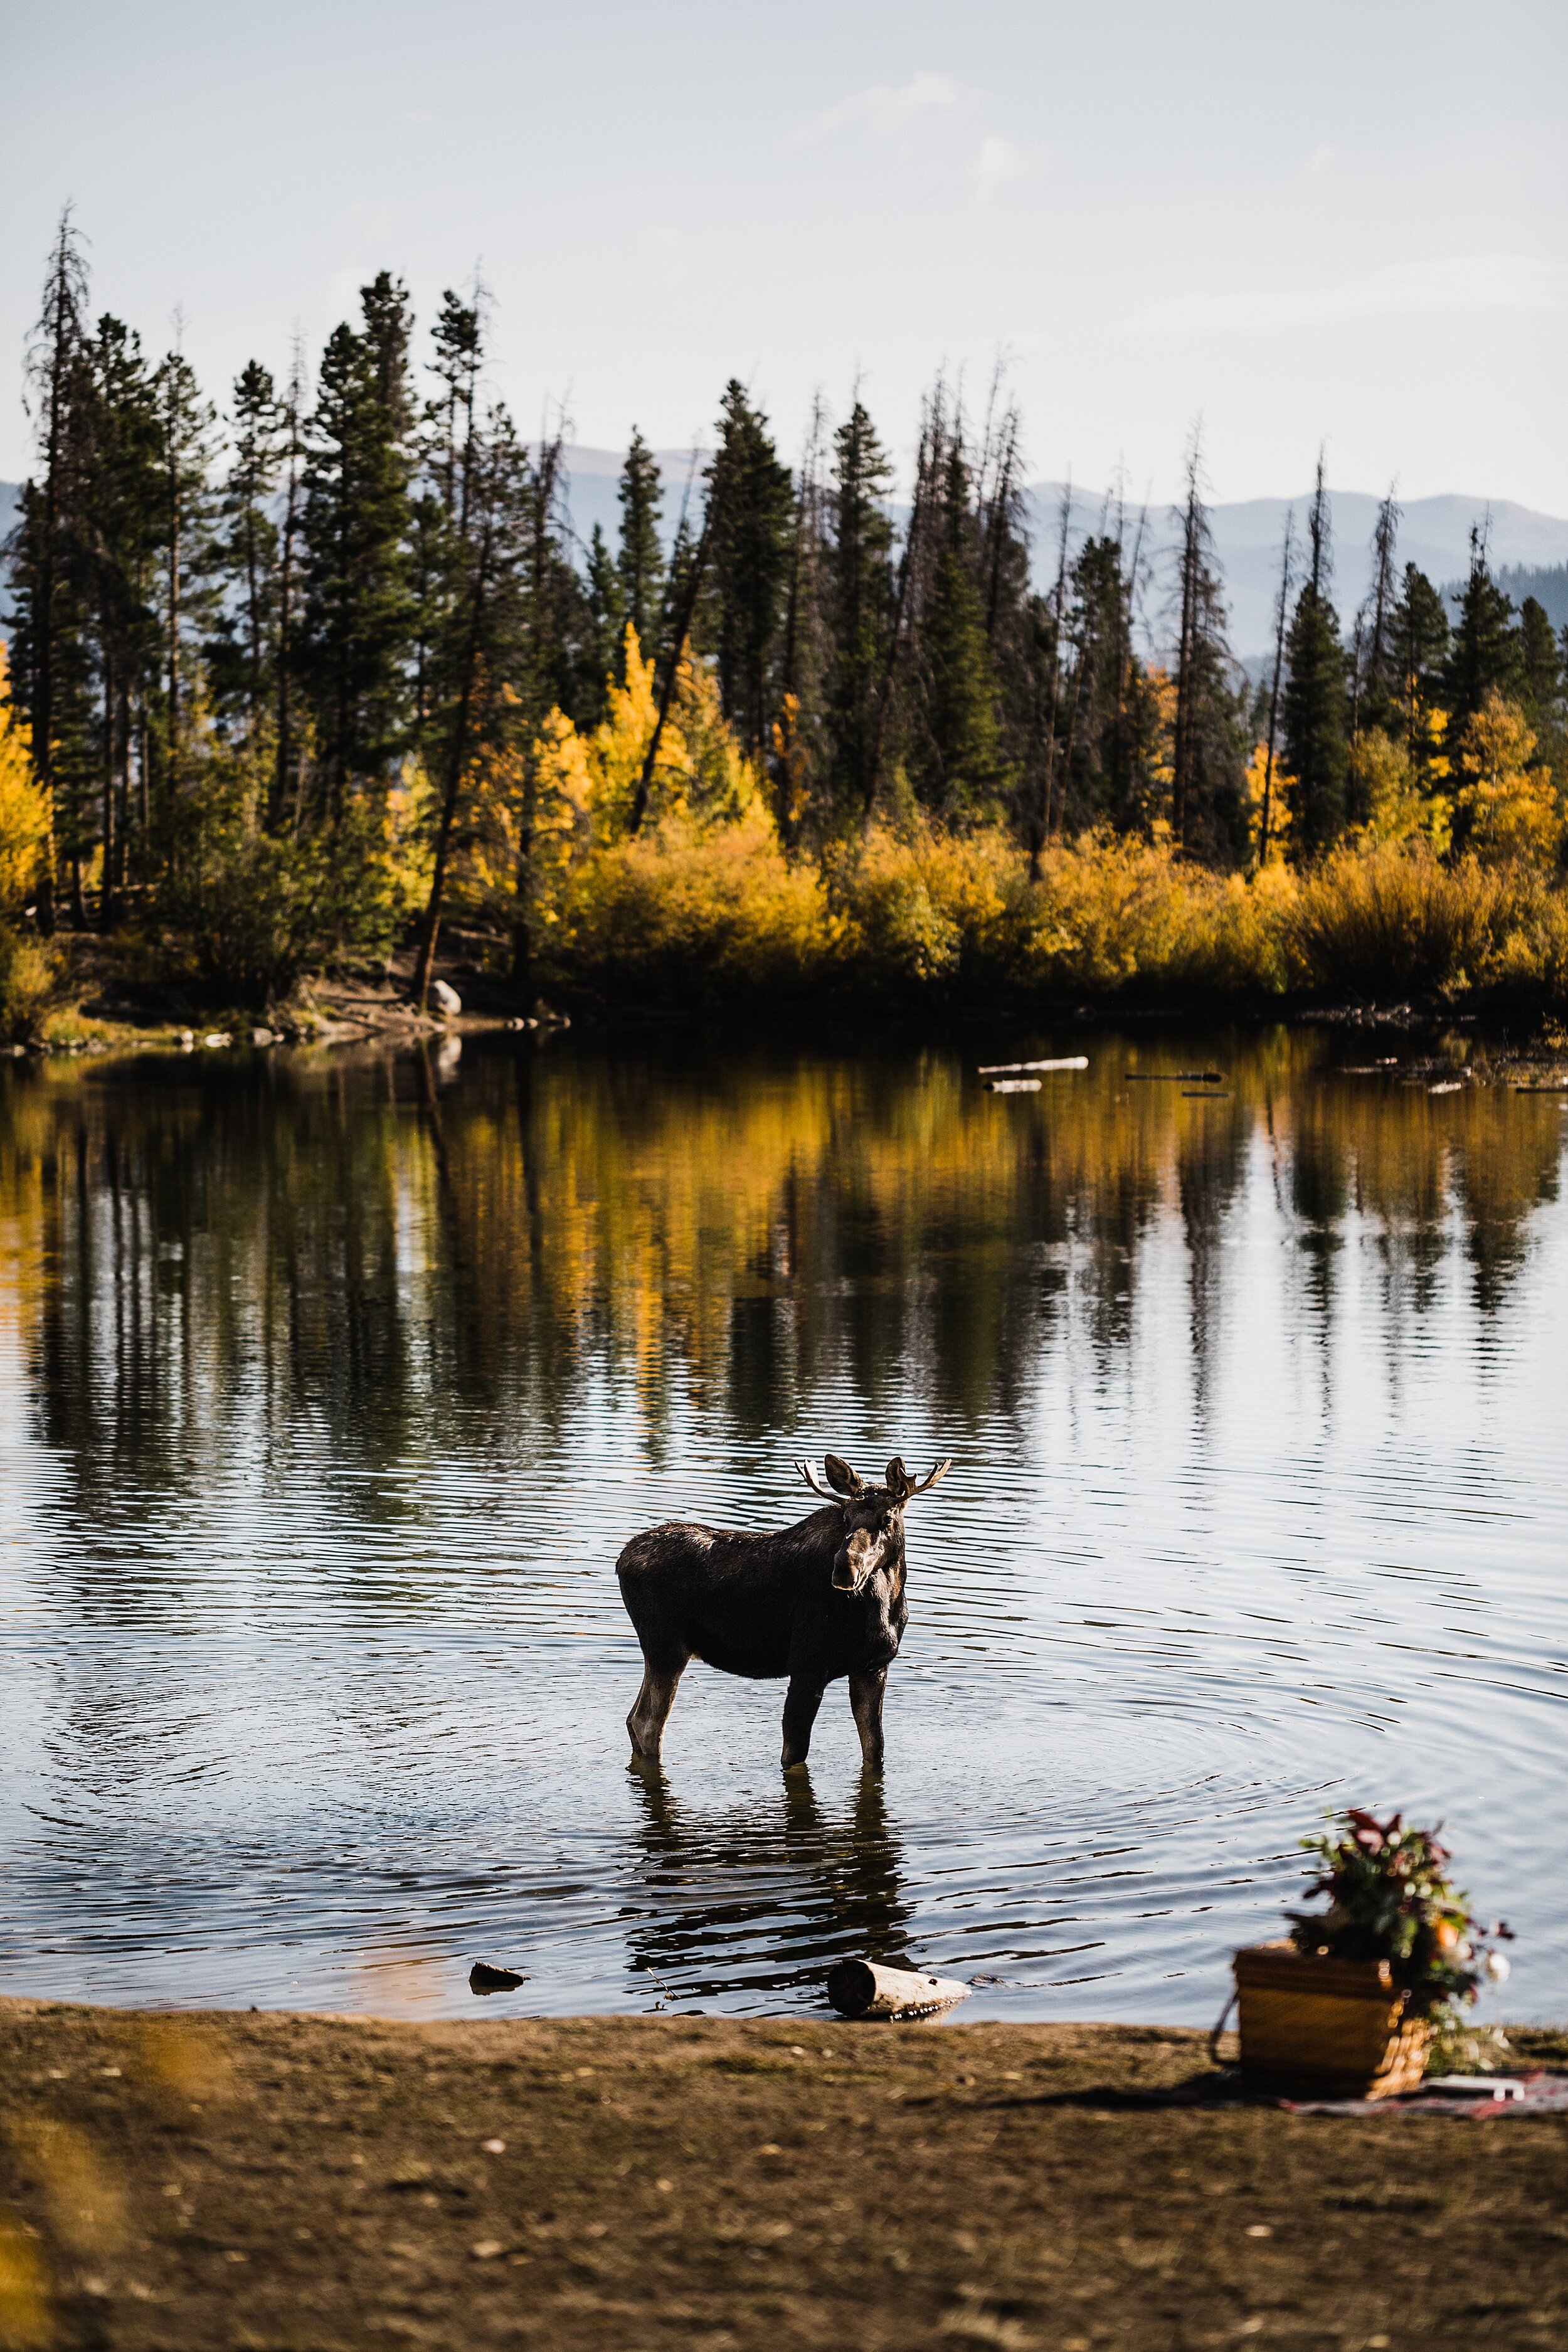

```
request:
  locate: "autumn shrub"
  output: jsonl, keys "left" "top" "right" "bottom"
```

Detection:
{"left": 0, "top": 644, "right": 50, "bottom": 921}
{"left": 0, "top": 924, "right": 54, "bottom": 1041}
{"left": 544, "top": 797, "right": 1568, "bottom": 1013}
{"left": 558, "top": 803, "right": 829, "bottom": 1005}
{"left": 1282, "top": 842, "right": 1518, "bottom": 999}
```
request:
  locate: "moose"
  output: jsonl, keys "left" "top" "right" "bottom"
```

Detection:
{"left": 616, "top": 1452, "right": 952, "bottom": 1771}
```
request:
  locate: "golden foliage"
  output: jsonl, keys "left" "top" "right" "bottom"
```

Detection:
{"left": 561, "top": 799, "right": 827, "bottom": 1002}
{"left": 1452, "top": 691, "right": 1561, "bottom": 867}
{"left": 1350, "top": 728, "right": 1450, "bottom": 854}
{"left": 0, "top": 647, "right": 50, "bottom": 915}
{"left": 437, "top": 642, "right": 1568, "bottom": 1010}
{"left": 452, "top": 629, "right": 767, "bottom": 940}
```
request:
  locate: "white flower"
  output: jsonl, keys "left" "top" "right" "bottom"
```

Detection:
{"left": 1483, "top": 1951, "right": 1510, "bottom": 1983}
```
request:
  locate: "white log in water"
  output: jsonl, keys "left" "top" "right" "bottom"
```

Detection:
{"left": 977, "top": 1056, "right": 1089, "bottom": 1075}
{"left": 825, "top": 1959, "right": 973, "bottom": 2018}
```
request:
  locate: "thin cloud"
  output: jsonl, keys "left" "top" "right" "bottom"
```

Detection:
{"left": 790, "top": 71, "right": 960, "bottom": 149}
{"left": 1129, "top": 255, "right": 1567, "bottom": 336}
{"left": 972, "top": 135, "right": 1039, "bottom": 204}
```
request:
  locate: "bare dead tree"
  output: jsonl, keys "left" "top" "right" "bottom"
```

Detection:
{"left": 272, "top": 337, "right": 307, "bottom": 833}
{"left": 1033, "top": 472, "right": 1073, "bottom": 867}
{"left": 863, "top": 408, "right": 936, "bottom": 826}
{"left": 627, "top": 465, "right": 719, "bottom": 839}
{"left": 1257, "top": 507, "right": 1295, "bottom": 870}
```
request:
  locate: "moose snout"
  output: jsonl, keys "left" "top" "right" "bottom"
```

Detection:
{"left": 832, "top": 1530, "right": 882, "bottom": 1592}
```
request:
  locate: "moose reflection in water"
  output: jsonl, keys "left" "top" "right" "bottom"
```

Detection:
{"left": 624, "top": 1764, "right": 916, "bottom": 2004}
{"left": 617, "top": 1454, "right": 952, "bottom": 1770}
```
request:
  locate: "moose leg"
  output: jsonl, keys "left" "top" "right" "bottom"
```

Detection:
{"left": 627, "top": 1655, "right": 687, "bottom": 1761}
{"left": 780, "top": 1677, "right": 825, "bottom": 1770}
{"left": 848, "top": 1666, "right": 887, "bottom": 1772}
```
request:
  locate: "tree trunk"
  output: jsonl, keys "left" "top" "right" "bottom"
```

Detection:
{"left": 413, "top": 529, "right": 490, "bottom": 1009}
{"left": 1258, "top": 512, "right": 1293, "bottom": 871}
{"left": 628, "top": 491, "right": 717, "bottom": 839}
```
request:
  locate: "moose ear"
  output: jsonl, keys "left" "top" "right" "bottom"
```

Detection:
{"left": 884, "top": 1457, "right": 914, "bottom": 1500}
{"left": 824, "top": 1453, "right": 865, "bottom": 1497}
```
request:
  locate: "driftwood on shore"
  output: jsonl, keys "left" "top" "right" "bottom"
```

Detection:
{"left": 826, "top": 1959, "right": 973, "bottom": 2019}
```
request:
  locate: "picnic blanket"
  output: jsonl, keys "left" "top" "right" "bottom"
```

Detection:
{"left": 1279, "top": 2072, "right": 1568, "bottom": 2119}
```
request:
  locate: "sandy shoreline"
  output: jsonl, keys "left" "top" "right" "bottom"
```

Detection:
{"left": 0, "top": 1998, "right": 1562, "bottom": 2348}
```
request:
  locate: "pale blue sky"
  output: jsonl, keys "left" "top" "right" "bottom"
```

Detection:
{"left": 3, "top": 0, "right": 1565, "bottom": 510}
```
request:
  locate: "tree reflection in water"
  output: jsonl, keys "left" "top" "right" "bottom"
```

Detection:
{"left": 1, "top": 1023, "right": 1565, "bottom": 2019}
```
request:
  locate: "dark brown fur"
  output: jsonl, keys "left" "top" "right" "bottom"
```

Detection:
{"left": 615, "top": 1453, "right": 950, "bottom": 1770}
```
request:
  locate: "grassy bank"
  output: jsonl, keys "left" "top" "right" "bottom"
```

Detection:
{"left": 1, "top": 2000, "right": 1563, "bottom": 2350}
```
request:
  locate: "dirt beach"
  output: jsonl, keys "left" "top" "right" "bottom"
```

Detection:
{"left": 0, "top": 2001, "right": 1563, "bottom": 2349}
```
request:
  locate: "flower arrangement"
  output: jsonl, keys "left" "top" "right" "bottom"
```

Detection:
{"left": 1288, "top": 1809, "right": 1512, "bottom": 2022}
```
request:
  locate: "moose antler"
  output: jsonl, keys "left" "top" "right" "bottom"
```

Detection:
{"left": 907, "top": 1456, "right": 953, "bottom": 1498}
{"left": 795, "top": 1459, "right": 844, "bottom": 1502}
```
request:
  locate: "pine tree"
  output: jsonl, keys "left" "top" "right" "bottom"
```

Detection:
{"left": 272, "top": 341, "right": 307, "bottom": 832}
{"left": 507, "top": 427, "right": 595, "bottom": 983}
{"left": 413, "top": 405, "right": 531, "bottom": 1005}
{"left": 1170, "top": 430, "right": 1248, "bottom": 862}
{"left": 83, "top": 314, "right": 161, "bottom": 906}
{"left": 300, "top": 279, "right": 416, "bottom": 820}
{"left": 824, "top": 398, "right": 894, "bottom": 823}
{"left": 6, "top": 209, "right": 93, "bottom": 928}
{"left": 151, "top": 343, "right": 218, "bottom": 817}
{"left": 1062, "top": 534, "right": 1155, "bottom": 830}
{"left": 1444, "top": 529, "right": 1523, "bottom": 742}
{"left": 584, "top": 522, "right": 625, "bottom": 706}
{"left": 1518, "top": 596, "right": 1565, "bottom": 790}
{"left": 426, "top": 288, "right": 482, "bottom": 529}
{"left": 770, "top": 395, "right": 830, "bottom": 844}
{"left": 704, "top": 383, "right": 793, "bottom": 758}
{"left": 975, "top": 393, "right": 1035, "bottom": 833}
{"left": 908, "top": 423, "right": 1003, "bottom": 818}
{"left": 1388, "top": 562, "right": 1449, "bottom": 787}
{"left": 1352, "top": 485, "right": 1401, "bottom": 743}
{"left": 1281, "top": 456, "right": 1350, "bottom": 858}
{"left": 209, "top": 361, "right": 282, "bottom": 741}
{"left": 616, "top": 428, "right": 665, "bottom": 662}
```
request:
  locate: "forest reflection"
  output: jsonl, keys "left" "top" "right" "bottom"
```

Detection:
{"left": 0, "top": 1026, "right": 1561, "bottom": 1500}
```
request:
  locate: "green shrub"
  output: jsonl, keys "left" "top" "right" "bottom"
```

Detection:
{"left": 162, "top": 801, "right": 420, "bottom": 1012}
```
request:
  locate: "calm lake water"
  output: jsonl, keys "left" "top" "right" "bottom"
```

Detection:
{"left": 1, "top": 1024, "right": 1563, "bottom": 2025}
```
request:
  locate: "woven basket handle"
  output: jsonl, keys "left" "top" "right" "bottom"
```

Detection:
{"left": 1208, "top": 1986, "right": 1237, "bottom": 2069}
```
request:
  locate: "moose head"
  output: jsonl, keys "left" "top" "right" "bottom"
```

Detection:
{"left": 795, "top": 1451, "right": 953, "bottom": 1593}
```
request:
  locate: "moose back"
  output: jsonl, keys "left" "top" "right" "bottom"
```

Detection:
{"left": 616, "top": 1453, "right": 951, "bottom": 1770}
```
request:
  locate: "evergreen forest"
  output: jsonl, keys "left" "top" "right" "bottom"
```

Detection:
{"left": 4, "top": 213, "right": 1568, "bottom": 1025}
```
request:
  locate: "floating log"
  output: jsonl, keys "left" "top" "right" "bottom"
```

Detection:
{"left": 977, "top": 1056, "right": 1088, "bottom": 1074}
{"left": 1182, "top": 1091, "right": 1232, "bottom": 1099}
{"left": 985, "top": 1078, "right": 1041, "bottom": 1094}
{"left": 1125, "top": 1070, "right": 1224, "bottom": 1084}
{"left": 825, "top": 1959, "right": 973, "bottom": 2020}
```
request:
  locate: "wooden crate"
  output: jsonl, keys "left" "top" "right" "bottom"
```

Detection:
{"left": 1234, "top": 1940, "right": 1429, "bottom": 2099}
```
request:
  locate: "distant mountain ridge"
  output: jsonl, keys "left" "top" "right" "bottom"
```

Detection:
{"left": 6, "top": 462, "right": 1567, "bottom": 659}
{"left": 557, "top": 453, "right": 1568, "bottom": 659}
